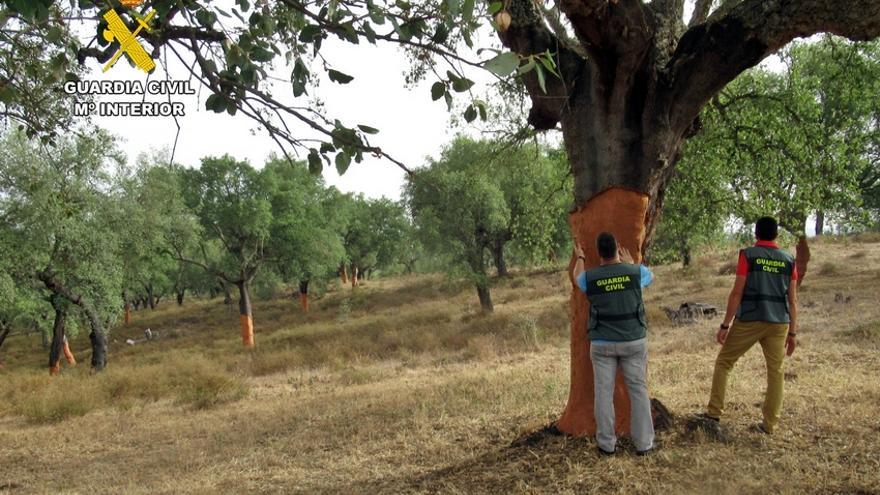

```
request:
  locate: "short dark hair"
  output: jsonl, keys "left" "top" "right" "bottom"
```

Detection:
{"left": 755, "top": 216, "right": 778, "bottom": 241}
{"left": 596, "top": 232, "right": 618, "bottom": 259}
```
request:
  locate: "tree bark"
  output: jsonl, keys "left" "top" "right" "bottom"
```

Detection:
{"left": 681, "top": 244, "right": 692, "bottom": 268}
{"left": 39, "top": 268, "right": 108, "bottom": 371}
{"left": 557, "top": 188, "right": 652, "bottom": 436}
{"left": 491, "top": 239, "right": 509, "bottom": 277}
{"left": 222, "top": 281, "right": 232, "bottom": 305}
{"left": 123, "top": 290, "right": 131, "bottom": 325}
{"left": 62, "top": 336, "right": 76, "bottom": 365}
{"left": 815, "top": 210, "right": 825, "bottom": 236}
{"left": 339, "top": 263, "right": 349, "bottom": 284}
{"left": 351, "top": 265, "right": 359, "bottom": 287}
{"left": 176, "top": 289, "right": 186, "bottom": 306}
{"left": 236, "top": 280, "right": 255, "bottom": 347}
{"left": 0, "top": 321, "right": 11, "bottom": 352}
{"left": 146, "top": 283, "right": 156, "bottom": 310}
{"left": 795, "top": 235, "right": 811, "bottom": 288}
{"left": 49, "top": 301, "right": 66, "bottom": 375}
{"left": 299, "top": 280, "right": 309, "bottom": 312}
{"left": 476, "top": 283, "right": 494, "bottom": 313}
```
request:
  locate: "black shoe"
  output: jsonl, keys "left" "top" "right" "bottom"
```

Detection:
{"left": 749, "top": 423, "right": 770, "bottom": 435}
{"left": 696, "top": 412, "right": 720, "bottom": 422}
{"left": 636, "top": 448, "right": 653, "bottom": 457}
{"left": 597, "top": 446, "right": 615, "bottom": 456}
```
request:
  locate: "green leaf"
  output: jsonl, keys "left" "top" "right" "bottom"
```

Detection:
{"left": 474, "top": 100, "right": 488, "bottom": 121}
{"left": 517, "top": 59, "right": 536, "bottom": 75}
{"left": 46, "top": 26, "right": 64, "bottom": 44}
{"left": 250, "top": 46, "right": 275, "bottom": 62}
{"left": 538, "top": 53, "right": 560, "bottom": 77}
{"left": 488, "top": 1, "right": 503, "bottom": 14}
{"left": 432, "top": 24, "right": 449, "bottom": 44}
{"left": 308, "top": 149, "right": 323, "bottom": 175}
{"left": 464, "top": 105, "right": 477, "bottom": 123}
{"left": 328, "top": 69, "right": 354, "bottom": 84}
{"left": 484, "top": 52, "right": 520, "bottom": 77}
{"left": 461, "top": 0, "right": 475, "bottom": 22}
{"left": 358, "top": 125, "right": 379, "bottom": 135}
{"left": 299, "top": 25, "right": 322, "bottom": 42}
{"left": 431, "top": 81, "right": 446, "bottom": 101}
{"left": 444, "top": 91, "right": 453, "bottom": 111}
{"left": 237, "top": 0, "right": 251, "bottom": 11}
{"left": 446, "top": 0, "right": 460, "bottom": 18}
{"left": 535, "top": 63, "right": 547, "bottom": 93}
{"left": 335, "top": 152, "right": 352, "bottom": 175}
{"left": 452, "top": 78, "right": 474, "bottom": 93}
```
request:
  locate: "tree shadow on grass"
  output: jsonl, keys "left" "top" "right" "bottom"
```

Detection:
{"left": 330, "top": 425, "right": 614, "bottom": 494}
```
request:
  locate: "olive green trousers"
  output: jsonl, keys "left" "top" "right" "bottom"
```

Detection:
{"left": 707, "top": 319, "right": 788, "bottom": 432}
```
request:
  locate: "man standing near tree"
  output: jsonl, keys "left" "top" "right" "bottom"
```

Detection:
{"left": 573, "top": 232, "right": 655, "bottom": 456}
{"left": 702, "top": 216, "right": 798, "bottom": 434}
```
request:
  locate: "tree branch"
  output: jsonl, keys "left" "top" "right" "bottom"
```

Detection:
{"left": 667, "top": 0, "right": 880, "bottom": 137}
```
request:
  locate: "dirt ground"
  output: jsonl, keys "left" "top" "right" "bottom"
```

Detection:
{"left": 1, "top": 236, "right": 879, "bottom": 494}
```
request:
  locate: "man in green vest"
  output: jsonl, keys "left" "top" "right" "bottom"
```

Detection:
{"left": 702, "top": 216, "right": 799, "bottom": 434}
{"left": 574, "top": 232, "right": 655, "bottom": 456}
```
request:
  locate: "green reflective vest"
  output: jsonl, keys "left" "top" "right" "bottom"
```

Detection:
{"left": 584, "top": 263, "right": 646, "bottom": 342}
{"left": 736, "top": 246, "right": 794, "bottom": 323}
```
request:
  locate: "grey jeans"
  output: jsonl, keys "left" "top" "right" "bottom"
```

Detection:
{"left": 590, "top": 337, "right": 654, "bottom": 452}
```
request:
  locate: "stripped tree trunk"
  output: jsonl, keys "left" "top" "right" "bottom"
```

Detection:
{"left": 62, "top": 336, "right": 76, "bottom": 365}
{"left": 299, "top": 280, "right": 309, "bottom": 312}
{"left": 815, "top": 210, "right": 825, "bottom": 236}
{"left": 236, "top": 280, "right": 255, "bottom": 347}
{"left": 339, "top": 263, "right": 349, "bottom": 284}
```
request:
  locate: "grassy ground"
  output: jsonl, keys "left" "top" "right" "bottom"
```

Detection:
{"left": 1, "top": 236, "right": 880, "bottom": 494}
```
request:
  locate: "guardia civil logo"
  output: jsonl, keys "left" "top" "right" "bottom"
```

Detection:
{"left": 102, "top": 0, "right": 157, "bottom": 74}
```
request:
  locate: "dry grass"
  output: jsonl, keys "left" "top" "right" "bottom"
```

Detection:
{"left": 1, "top": 239, "right": 880, "bottom": 494}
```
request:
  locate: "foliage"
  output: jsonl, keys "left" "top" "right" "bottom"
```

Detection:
{"left": 0, "top": 128, "right": 124, "bottom": 338}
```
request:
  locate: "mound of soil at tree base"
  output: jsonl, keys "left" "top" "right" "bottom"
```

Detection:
{"left": 511, "top": 399, "right": 673, "bottom": 448}
{"left": 684, "top": 414, "right": 731, "bottom": 443}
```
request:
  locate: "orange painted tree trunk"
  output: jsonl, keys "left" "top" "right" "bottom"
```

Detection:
{"left": 556, "top": 188, "right": 649, "bottom": 436}
{"left": 236, "top": 281, "right": 255, "bottom": 347}
{"left": 339, "top": 264, "right": 348, "bottom": 285}
{"left": 62, "top": 336, "right": 76, "bottom": 365}
{"left": 299, "top": 280, "right": 309, "bottom": 312}
{"left": 795, "top": 235, "right": 811, "bottom": 288}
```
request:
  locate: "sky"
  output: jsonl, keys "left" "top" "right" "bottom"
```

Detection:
{"left": 75, "top": 1, "right": 792, "bottom": 204}
{"left": 79, "top": 20, "right": 499, "bottom": 202}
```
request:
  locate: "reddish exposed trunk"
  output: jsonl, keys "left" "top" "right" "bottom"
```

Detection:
{"left": 795, "top": 235, "right": 811, "bottom": 288}
{"left": 237, "top": 281, "right": 255, "bottom": 347}
{"left": 557, "top": 188, "right": 651, "bottom": 436}
{"left": 339, "top": 264, "right": 349, "bottom": 284}
{"left": 62, "top": 336, "right": 76, "bottom": 365}
{"left": 299, "top": 280, "right": 309, "bottom": 312}
{"left": 351, "top": 265, "right": 359, "bottom": 287}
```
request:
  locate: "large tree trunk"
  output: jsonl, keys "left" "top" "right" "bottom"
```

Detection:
{"left": 351, "top": 265, "right": 359, "bottom": 287}
{"left": 476, "top": 283, "right": 494, "bottom": 313}
{"left": 815, "top": 210, "right": 825, "bottom": 236}
{"left": 339, "top": 263, "right": 349, "bottom": 284}
{"left": 491, "top": 239, "right": 509, "bottom": 277}
{"left": 0, "top": 322, "right": 11, "bottom": 352}
{"left": 237, "top": 281, "right": 255, "bottom": 347}
{"left": 62, "top": 336, "right": 76, "bottom": 365}
{"left": 176, "top": 288, "right": 185, "bottom": 306}
{"left": 557, "top": 188, "right": 651, "bottom": 436}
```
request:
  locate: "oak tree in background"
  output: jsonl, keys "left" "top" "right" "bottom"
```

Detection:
{"left": 406, "top": 137, "right": 566, "bottom": 310}
{"left": 263, "top": 158, "right": 345, "bottom": 309}
{"left": 0, "top": 129, "right": 124, "bottom": 371}
{"left": 178, "top": 156, "right": 271, "bottom": 347}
